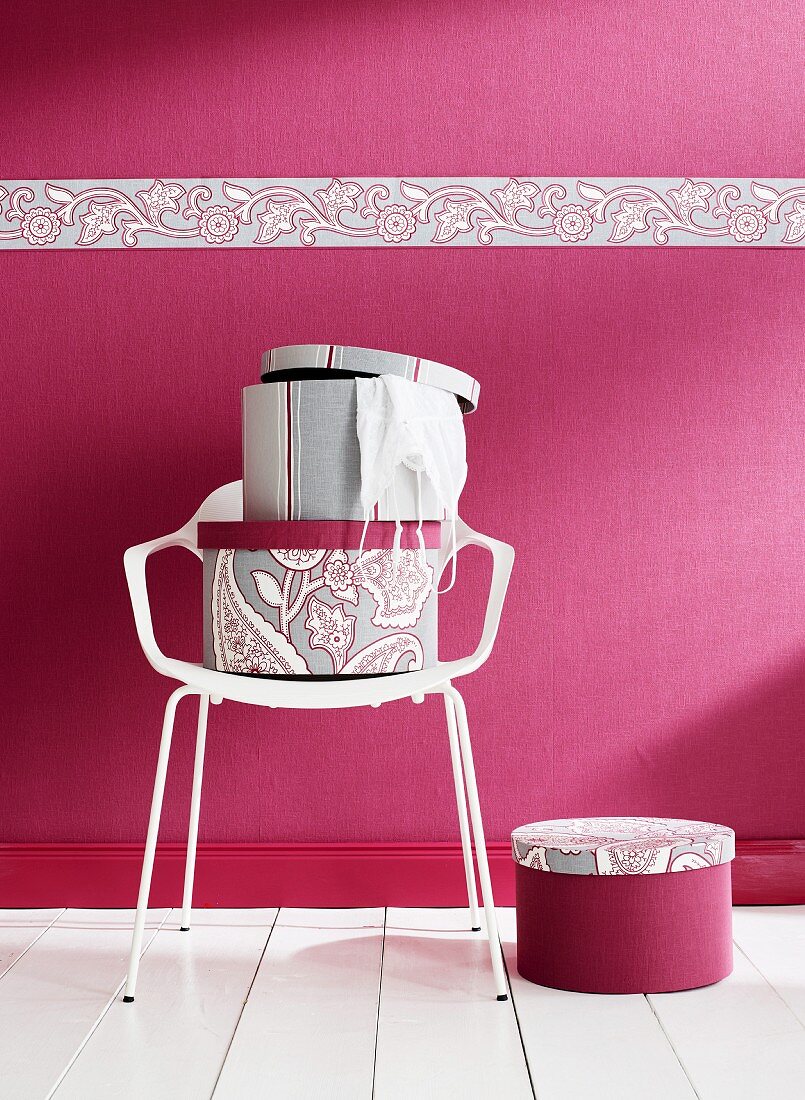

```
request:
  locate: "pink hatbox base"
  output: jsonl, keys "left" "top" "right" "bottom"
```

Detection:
{"left": 515, "top": 862, "right": 733, "bottom": 994}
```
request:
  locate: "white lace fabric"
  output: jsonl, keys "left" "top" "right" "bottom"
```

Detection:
{"left": 355, "top": 375, "right": 467, "bottom": 590}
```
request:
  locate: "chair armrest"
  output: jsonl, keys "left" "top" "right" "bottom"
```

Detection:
{"left": 439, "top": 526, "right": 515, "bottom": 677}
{"left": 123, "top": 531, "right": 201, "bottom": 674}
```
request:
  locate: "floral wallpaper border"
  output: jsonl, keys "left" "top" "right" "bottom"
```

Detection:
{"left": 1, "top": 177, "right": 803, "bottom": 249}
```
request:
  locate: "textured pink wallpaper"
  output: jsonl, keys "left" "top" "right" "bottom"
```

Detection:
{"left": 1, "top": 0, "right": 803, "bottom": 845}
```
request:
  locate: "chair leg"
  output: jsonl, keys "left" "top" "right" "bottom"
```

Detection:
{"left": 444, "top": 683, "right": 509, "bottom": 1001}
{"left": 123, "top": 685, "right": 193, "bottom": 1002}
{"left": 443, "top": 692, "right": 481, "bottom": 930}
{"left": 180, "top": 694, "right": 210, "bottom": 931}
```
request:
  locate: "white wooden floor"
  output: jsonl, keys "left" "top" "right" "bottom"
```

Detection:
{"left": 0, "top": 906, "right": 803, "bottom": 1099}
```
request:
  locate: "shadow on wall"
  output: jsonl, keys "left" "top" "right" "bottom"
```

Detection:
{"left": 650, "top": 652, "right": 805, "bottom": 837}
{"left": 0, "top": 1, "right": 346, "bottom": 106}
{"left": 549, "top": 651, "right": 805, "bottom": 840}
{"left": 0, "top": 422, "right": 237, "bottom": 843}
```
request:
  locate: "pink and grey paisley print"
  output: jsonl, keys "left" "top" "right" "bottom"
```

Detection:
{"left": 206, "top": 543, "right": 436, "bottom": 677}
{"left": 351, "top": 549, "right": 433, "bottom": 629}
{"left": 511, "top": 817, "right": 735, "bottom": 876}
{"left": 212, "top": 550, "right": 310, "bottom": 676}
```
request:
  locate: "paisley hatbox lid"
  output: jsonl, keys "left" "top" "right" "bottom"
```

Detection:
{"left": 259, "top": 344, "right": 480, "bottom": 413}
{"left": 511, "top": 817, "right": 736, "bottom": 876}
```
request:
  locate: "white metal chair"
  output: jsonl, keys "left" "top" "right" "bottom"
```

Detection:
{"left": 122, "top": 480, "right": 515, "bottom": 1001}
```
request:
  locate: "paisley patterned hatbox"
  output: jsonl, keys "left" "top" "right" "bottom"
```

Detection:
{"left": 513, "top": 816, "right": 736, "bottom": 993}
{"left": 198, "top": 520, "right": 440, "bottom": 678}
{"left": 511, "top": 817, "right": 736, "bottom": 877}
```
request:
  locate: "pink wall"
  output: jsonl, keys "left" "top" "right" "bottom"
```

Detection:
{"left": 1, "top": 1, "right": 803, "bottom": 847}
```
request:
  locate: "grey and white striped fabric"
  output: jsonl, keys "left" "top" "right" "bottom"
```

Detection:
{"left": 260, "top": 344, "right": 480, "bottom": 413}
{"left": 243, "top": 380, "right": 445, "bottom": 521}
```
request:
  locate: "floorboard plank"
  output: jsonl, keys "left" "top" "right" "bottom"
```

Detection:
{"left": 213, "top": 908, "right": 384, "bottom": 1100}
{"left": 0, "top": 908, "right": 168, "bottom": 1100}
{"left": 648, "top": 931, "right": 805, "bottom": 1100}
{"left": 732, "top": 906, "right": 805, "bottom": 1030}
{"left": 53, "top": 909, "right": 277, "bottom": 1100}
{"left": 373, "top": 908, "right": 532, "bottom": 1100}
{"left": 0, "top": 909, "right": 64, "bottom": 980}
{"left": 498, "top": 908, "right": 696, "bottom": 1100}
{"left": 0, "top": 905, "right": 799, "bottom": 1100}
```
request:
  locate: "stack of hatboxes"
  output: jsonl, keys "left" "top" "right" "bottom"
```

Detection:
{"left": 199, "top": 344, "right": 479, "bottom": 679}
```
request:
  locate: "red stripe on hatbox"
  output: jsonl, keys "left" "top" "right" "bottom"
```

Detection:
{"left": 326, "top": 344, "right": 334, "bottom": 369}
{"left": 413, "top": 357, "right": 421, "bottom": 382}
{"left": 285, "top": 381, "right": 293, "bottom": 520}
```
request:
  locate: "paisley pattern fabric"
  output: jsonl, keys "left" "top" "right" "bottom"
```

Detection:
{"left": 206, "top": 541, "right": 436, "bottom": 677}
{"left": 351, "top": 549, "right": 433, "bottom": 629}
{"left": 511, "top": 817, "right": 735, "bottom": 876}
{"left": 211, "top": 550, "right": 310, "bottom": 676}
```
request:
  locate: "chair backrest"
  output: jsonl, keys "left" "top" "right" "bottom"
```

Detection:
{"left": 184, "top": 480, "right": 470, "bottom": 581}
{"left": 128, "top": 480, "right": 512, "bottom": 683}
{"left": 193, "top": 480, "right": 244, "bottom": 524}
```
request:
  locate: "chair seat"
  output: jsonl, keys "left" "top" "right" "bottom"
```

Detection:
{"left": 511, "top": 816, "right": 735, "bottom": 876}
{"left": 160, "top": 657, "right": 468, "bottom": 709}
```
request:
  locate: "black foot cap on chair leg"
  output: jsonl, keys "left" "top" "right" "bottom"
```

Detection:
{"left": 123, "top": 995, "right": 135, "bottom": 1003}
{"left": 179, "top": 926, "right": 190, "bottom": 932}
{"left": 472, "top": 926, "right": 482, "bottom": 931}
{"left": 496, "top": 994, "right": 509, "bottom": 1002}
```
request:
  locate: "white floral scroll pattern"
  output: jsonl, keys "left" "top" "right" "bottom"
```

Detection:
{"left": 0, "top": 178, "right": 802, "bottom": 248}
{"left": 352, "top": 549, "right": 434, "bottom": 629}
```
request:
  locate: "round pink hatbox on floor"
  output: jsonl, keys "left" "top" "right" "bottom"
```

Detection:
{"left": 511, "top": 817, "right": 735, "bottom": 994}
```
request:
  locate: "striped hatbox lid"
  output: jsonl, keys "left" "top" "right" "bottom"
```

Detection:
{"left": 259, "top": 343, "right": 480, "bottom": 413}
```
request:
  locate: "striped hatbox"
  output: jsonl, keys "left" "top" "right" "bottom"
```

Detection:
{"left": 243, "top": 379, "right": 447, "bottom": 521}
{"left": 259, "top": 343, "right": 480, "bottom": 413}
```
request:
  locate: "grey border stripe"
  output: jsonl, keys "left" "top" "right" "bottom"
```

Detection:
{"left": 1, "top": 178, "right": 802, "bottom": 249}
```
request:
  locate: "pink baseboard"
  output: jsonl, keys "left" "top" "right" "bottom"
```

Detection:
{"left": 729, "top": 840, "right": 805, "bottom": 905}
{"left": 1, "top": 840, "right": 803, "bottom": 908}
